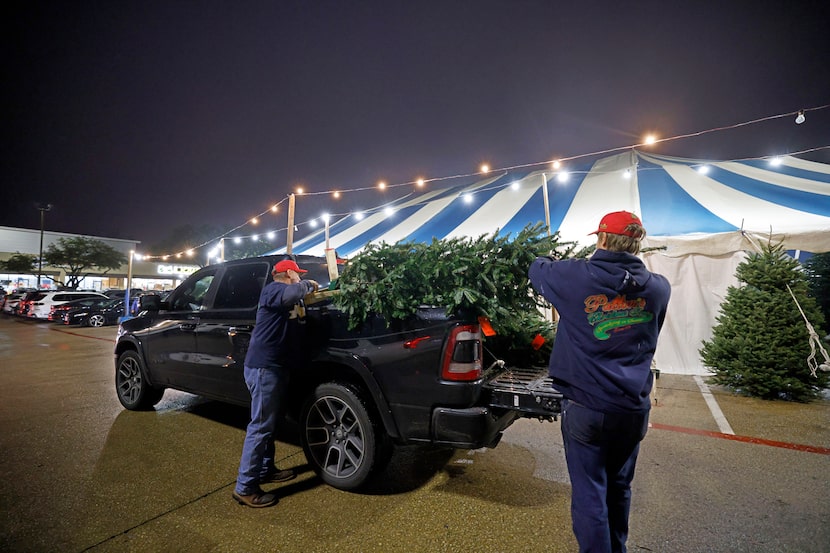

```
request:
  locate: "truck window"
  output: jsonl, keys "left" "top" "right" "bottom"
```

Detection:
{"left": 169, "top": 273, "right": 216, "bottom": 311}
{"left": 213, "top": 263, "right": 269, "bottom": 310}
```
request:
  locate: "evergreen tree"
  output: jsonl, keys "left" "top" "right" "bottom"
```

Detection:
{"left": 700, "top": 242, "right": 828, "bottom": 401}
{"left": 804, "top": 252, "right": 830, "bottom": 328}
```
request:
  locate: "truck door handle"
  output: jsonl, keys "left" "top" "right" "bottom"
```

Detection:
{"left": 228, "top": 325, "right": 253, "bottom": 337}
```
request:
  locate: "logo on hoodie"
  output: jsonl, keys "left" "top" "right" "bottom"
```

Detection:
{"left": 584, "top": 294, "right": 653, "bottom": 340}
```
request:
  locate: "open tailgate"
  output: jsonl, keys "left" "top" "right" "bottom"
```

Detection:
{"left": 484, "top": 365, "right": 563, "bottom": 420}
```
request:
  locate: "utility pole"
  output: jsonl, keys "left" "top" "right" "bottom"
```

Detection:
{"left": 36, "top": 203, "right": 53, "bottom": 288}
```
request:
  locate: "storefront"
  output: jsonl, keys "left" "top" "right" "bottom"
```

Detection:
{"left": 0, "top": 226, "right": 199, "bottom": 293}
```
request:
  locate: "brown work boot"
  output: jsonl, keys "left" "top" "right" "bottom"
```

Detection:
{"left": 261, "top": 467, "right": 296, "bottom": 483}
{"left": 232, "top": 489, "right": 278, "bottom": 508}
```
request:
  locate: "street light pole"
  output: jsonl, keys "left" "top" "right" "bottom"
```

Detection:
{"left": 36, "top": 203, "right": 53, "bottom": 289}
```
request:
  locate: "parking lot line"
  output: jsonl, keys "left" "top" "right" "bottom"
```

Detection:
{"left": 693, "top": 374, "right": 734, "bottom": 435}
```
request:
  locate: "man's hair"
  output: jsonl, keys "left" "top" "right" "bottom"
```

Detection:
{"left": 601, "top": 223, "right": 646, "bottom": 254}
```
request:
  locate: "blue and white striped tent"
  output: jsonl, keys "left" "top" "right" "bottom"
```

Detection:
{"left": 277, "top": 150, "right": 830, "bottom": 374}
{"left": 281, "top": 150, "right": 830, "bottom": 258}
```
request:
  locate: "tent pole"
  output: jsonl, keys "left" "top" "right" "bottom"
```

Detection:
{"left": 541, "top": 173, "right": 552, "bottom": 236}
{"left": 286, "top": 193, "right": 295, "bottom": 255}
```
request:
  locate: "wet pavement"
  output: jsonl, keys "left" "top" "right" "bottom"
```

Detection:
{"left": 0, "top": 315, "right": 828, "bottom": 552}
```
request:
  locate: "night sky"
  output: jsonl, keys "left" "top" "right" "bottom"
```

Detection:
{"left": 3, "top": 1, "right": 829, "bottom": 252}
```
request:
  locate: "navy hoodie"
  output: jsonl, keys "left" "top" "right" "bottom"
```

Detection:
{"left": 529, "top": 249, "right": 671, "bottom": 413}
{"left": 244, "top": 279, "right": 316, "bottom": 369}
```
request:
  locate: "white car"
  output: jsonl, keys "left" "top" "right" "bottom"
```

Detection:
{"left": 25, "top": 291, "right": 107, "bottom": 320}
{"left": 2, "top": 292, "right": 27, "bottom": 315}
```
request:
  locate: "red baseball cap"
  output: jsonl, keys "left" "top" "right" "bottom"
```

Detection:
{"left": 589, "top": 211, "right": 644, "bottom": 237}
{"left": 273, "top": 259, "right": 308, "bottom": 274}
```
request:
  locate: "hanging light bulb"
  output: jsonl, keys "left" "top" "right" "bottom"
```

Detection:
{"left": 795, "top": 110, "right": 805, "bottom": 124}
{"left": 480, "top": 164, "right": 490, "bottom": 174}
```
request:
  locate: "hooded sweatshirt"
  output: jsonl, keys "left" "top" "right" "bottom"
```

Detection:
{"left": 529, "top": 249, "right": 671, "bottom": 413}
{"left": 244, "top": 279, "right": 316, "bottom": 369}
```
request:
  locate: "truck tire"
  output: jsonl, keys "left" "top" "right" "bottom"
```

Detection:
{"left": 300, "top": 382, "right": 392, "bottom": 491}
{"left": 115, "top": 350, "right": 165, "bottom": 410}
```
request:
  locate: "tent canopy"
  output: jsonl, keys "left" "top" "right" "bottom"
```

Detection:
{"left": 278, "top": 150, "right": 830, "bottom": 258}
{"left": 273, "top": 150, "right": 830, "bottom": 375}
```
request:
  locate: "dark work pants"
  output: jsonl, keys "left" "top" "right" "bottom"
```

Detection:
{"left": 235, "top": 365, "right": 288, "bottom": 495}
{"left": 561, "top": 399, "right": 650, "bottom": 553}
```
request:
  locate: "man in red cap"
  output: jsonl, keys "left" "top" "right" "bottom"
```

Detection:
{"left": 529, "top": 211, "right": 671, "bottom": 552}
{"left": 233, "top": 259, "right": 319, "bottom": 507}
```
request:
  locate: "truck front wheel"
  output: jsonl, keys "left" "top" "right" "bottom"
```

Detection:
{"left": 300, "top": 382, "right": 391, "bottom": 491}
{"left": 115, "top": 350, "right": 165, "bottom": 410}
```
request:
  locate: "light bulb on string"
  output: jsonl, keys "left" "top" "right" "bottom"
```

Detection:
{"left": 378, "top": 180, "right": 387, "bottom": 191}
{"left": 332, "top": 191, "right": 341, "bottom": 199}
{"left": 551, "top": 160, "right": 561, "bottom": 170}
{"left": 480, "top": 164, "right": 490, "bottom": 174}
{"left": 416, "top": 178, "right": 425, "bottom": 188}
{"left": 271, "top": 204, "right": 278, "bottom": 213}
{"left": 795, "top": 110, "right": 805, "bottom": 124}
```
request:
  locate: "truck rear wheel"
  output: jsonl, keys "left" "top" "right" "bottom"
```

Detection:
{"left": 300, "top": 382, "right": 391, "bottom": 491}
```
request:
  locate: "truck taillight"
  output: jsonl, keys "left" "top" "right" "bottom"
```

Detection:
{"left": 441, "top": 324, "right": 482, "bottom": 381}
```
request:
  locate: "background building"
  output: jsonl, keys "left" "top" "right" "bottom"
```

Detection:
{"left": 0, "top": 226, "right": 198, "bottom": 292}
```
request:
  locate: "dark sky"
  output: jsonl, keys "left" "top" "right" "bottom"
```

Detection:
{"left": 3, "top": 0, "right": 829, "bottom": 251}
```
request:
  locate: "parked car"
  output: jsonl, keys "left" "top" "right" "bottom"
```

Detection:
{"left": 2, "top": 292, "right": 27, "bottom": 315}
{"left": 102, "top": 288, "right": 143, "bottom": 299}
{"left": 115, "top": 255, "right": 560, "bottom": 491}
{"left": 25, "top": 291, "right": 108, "bottom": 320}
{"left": 62, "top": 298, "right": 125, "bottom": 327}
{"left": 48, "top": 296, "right": 118, "bottom": 322}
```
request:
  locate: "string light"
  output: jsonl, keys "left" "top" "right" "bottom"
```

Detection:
{"left": 139, "top": 104, "right": 829, "bottom": 261}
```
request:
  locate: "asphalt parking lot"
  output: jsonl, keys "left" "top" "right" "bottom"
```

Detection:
{"left": 0, "top": 315, "right": 828, "bottom": 553}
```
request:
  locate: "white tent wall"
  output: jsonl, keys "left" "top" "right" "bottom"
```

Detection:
{"left": 643, "top": 250, "right": 745, "bottom": 375}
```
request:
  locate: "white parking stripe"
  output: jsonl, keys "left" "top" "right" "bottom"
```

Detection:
{"left": 693, "top": 375, "right": 735, "bottom": 435}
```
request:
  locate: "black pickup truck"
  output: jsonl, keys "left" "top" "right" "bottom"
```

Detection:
{"left": 114, "top": 254, "right": 561, "bottom": 491}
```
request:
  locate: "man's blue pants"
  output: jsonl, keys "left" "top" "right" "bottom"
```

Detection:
{"left": 561, "top": 399, "right": 650, "bottom": 553}
{"left": 235, "top": 365, "right": 288, "bottom": 496}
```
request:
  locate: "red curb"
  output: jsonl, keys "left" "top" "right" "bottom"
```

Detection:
{"left": 650, "top": 422, "right": 830, "bottom": 455}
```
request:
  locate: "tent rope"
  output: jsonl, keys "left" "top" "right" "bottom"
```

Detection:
{"left": 742, "top": 232, "right": 830, "bottom": 377}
